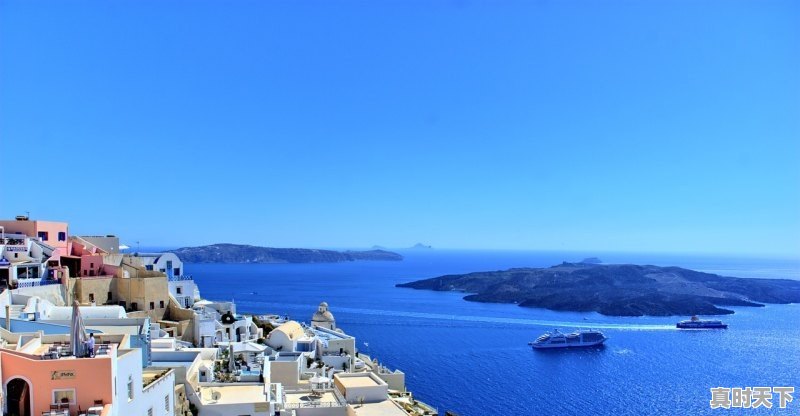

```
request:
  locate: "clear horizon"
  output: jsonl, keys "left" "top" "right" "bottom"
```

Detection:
{"left": 2, "top": 1, "right": 798, "bottom": 257}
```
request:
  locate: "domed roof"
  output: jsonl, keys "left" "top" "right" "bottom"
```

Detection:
{"left": 270, "top": 321, "right": 305, "bottom": 340}
{"left": 312, "top": 310, "right": 335, "bottom": 322}
{"left": 312, "top": 301, "right": 335, "bottom": 323}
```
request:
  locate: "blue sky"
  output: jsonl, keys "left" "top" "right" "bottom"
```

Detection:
{"left": 1, "top": 0, "right": 798, "bottom": 255}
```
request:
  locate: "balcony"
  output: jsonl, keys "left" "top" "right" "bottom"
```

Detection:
{"left": 17, "top": 278, "right": 61, "bottom": 288}
{"left": 168, "top": 274, "right": 193, "bottom": 282}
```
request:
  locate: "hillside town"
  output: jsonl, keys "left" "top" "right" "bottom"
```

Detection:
{"left": 0, "top": 216, "right": 438, "bottom": 416}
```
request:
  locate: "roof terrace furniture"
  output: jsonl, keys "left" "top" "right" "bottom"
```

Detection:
{"left": 87, "top": 405, "right": 104, "bottom": 415}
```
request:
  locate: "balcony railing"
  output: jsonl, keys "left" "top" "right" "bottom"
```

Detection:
{"left": 284, "top": 400, "right": 345, "bottom": 409}
{"left": 168, "top": 275, "right": 193, "bottom": 282}
{"left": 17, "top": 279, "right": 61, "bottom": 288}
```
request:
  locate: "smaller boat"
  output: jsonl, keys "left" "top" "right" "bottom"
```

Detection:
{"left": 528, "top": 329, "right": 607, "bottom": 349}
{"left": 676, "top": 315, "right": 728, "bottom": 329}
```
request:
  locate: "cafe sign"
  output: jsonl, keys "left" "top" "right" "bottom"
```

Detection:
{"left": 51, "top": 370, "right": 76, "bottom": 380}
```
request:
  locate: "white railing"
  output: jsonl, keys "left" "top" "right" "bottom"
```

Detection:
{"left": 17, "top": 279, "right": 60, "bottom": 288}
{"left": 168, "top": 275, "right": 193, "bottom": 282}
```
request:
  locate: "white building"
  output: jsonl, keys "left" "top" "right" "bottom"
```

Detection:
{"left": 0, "top": 233, "right": 57, "bottom": 288}
{"left": 192, "top": 300, "right": 260, "bottom": 345}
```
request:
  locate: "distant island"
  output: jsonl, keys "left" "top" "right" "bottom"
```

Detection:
{"left": 409, "top": 243, "right": 433, "bottom": 250}
{"left": 397, "top": 262, "right": 800, "bottom": 316}
{"left": 168, "top": 243, "right": 403, "bottom": 263}
{"left": 371, "top": 243, "right": 432, "bottom": 250}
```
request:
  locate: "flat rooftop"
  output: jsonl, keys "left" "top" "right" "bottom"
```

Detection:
{"left": 338, "top": 375, "right": 382, "bottom": 388}
{"left": 312, "top": 327, "right": 353, "bottom": 341}
{"left": 271, "top": 354, "right": 302, "bottom": 362}
{"left": 142, "top": 368, "right": 171, "bottom": 387}
{"left": 351, "top": 400, "right": 408, "bottom": 416}
{"left": 86, "top": 325, "right": 140, "bottom": 335}
{"left": 284, "top": 391, "right": 343, "bottom": 408}
{"left": 198, "top": 385, "right": 266, "bottom": 405}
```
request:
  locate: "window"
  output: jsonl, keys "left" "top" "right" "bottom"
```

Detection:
{"left": 174, "top": 267, "right": 181, "bottom": 276}
{"left": 159, "top": 300, "right": 165, "bottom": 308}
{"left": 108, "top": 291, "right": 113, "bottom": 301}
{"left": 145, "top": 265, "right": 154, "bottom": 271}
{"left": 165, "top": 394, "right": 170, "bottom": 411}
{"left": 58, "top": 231, "right": 66, "bottom": 241}
{"left": 127, "top": 376, "right": 134, "bottom": 401}
{"left": 166, "top": 260, "right": 173, "bottom": 269}
{"left": 52, "top": 389, "right": 76, "bottom": 404}
{"left": 89, "top": 293, "right": 95, "bottom": 302}
{"left": 38, "top": 231, "right": 49, "bottom": 241}
{"left": 176, "top": 287, "right": 182, "bottom": 294}
{"left": 150, "top": 302, "right": 155, "bottom": 310}
{"left": 131, "top": 302, "right": 138, "bottom": 310}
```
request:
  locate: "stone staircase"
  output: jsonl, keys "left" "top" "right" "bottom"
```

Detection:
{"left": 7, "top": 304, "right": 24, "bottom": 319}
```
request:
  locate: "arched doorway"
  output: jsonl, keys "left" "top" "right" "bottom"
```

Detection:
{"left": 7, "top": 378, "right": 31, "bottom": 416}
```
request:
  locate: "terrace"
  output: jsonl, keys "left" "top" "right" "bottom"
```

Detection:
{"left": 142, "top": 368, "right": 175, "bottom": 391}
{"left": 196, "top": 383, "right": 267, "bottom": 405}
{"left": 283, "top": 388, "right": 347, "bottom": 410}
{"left": 32, "top": 340, "right": 116, "bottom": 360}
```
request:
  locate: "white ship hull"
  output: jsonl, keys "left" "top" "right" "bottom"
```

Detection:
{"left": 529, "top": 329, "right": 607, "bottom": 350}
{"left": 530, "top": 338, "right": 606, "bottom": 349}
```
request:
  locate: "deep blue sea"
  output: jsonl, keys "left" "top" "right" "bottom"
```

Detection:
{"left": 187, "top": 250, "right": 800, "bottom": 415}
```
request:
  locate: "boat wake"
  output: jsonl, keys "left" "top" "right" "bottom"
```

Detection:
{"left": 237, "top": 300, "right": 676, "bottom": 331}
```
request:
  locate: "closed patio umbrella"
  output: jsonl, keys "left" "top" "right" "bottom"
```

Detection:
{"left": 228, "top": 343, "right": 236, "bottom": 373}
{"left": 70, "top": 301, "right": 87, "bottom": 357}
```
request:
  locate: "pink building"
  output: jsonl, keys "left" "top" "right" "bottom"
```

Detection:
{"left": 1, "top": 348, "right": 114, "bottom": 416}
{"left": 0, "top": 217, "right": 70, "bottom": 255}
{"left": 0, "top": 334, "right": 175, "bottom": 416}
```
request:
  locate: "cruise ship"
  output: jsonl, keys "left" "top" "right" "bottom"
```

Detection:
{"left": 528, "top": 329, "right": 607, "bottom": 349}
{"left": 676, "top": 315, "right": 728, "bottom": 329}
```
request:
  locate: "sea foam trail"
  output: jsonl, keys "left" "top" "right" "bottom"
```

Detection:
{"left": 238, "top": 300, "right": 676, "bottom": 331}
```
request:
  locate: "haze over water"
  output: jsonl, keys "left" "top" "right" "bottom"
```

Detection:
{"left": 189, "top": 250, "right": 800, "bottom": 415}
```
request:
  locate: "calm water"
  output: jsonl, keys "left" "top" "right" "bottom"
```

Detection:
{"left": 187, "top": 250, "right": 800, "bottom": 415}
